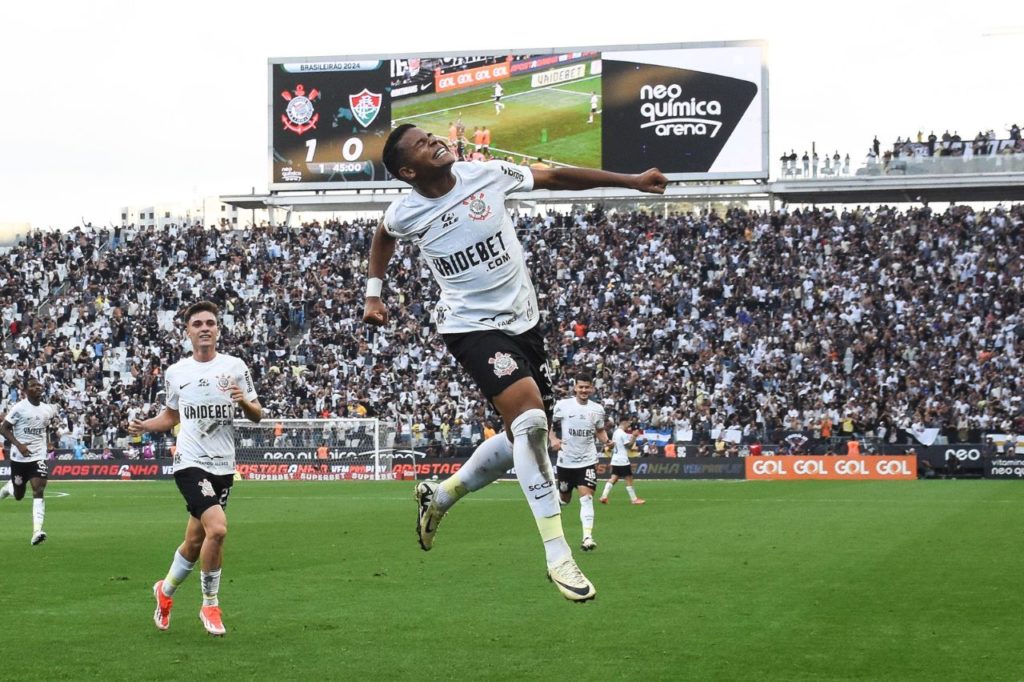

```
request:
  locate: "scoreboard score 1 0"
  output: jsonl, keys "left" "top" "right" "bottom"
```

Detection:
{"left": 271, "top": 60, "right": 391, "bottom": 187}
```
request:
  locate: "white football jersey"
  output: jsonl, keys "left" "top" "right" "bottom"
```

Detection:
{"left": 552, "top": 397, "right": 606, "bottom": 468}
{"left": 611, "top": 427, "right": 634, "bottom": 465}
{"left": 165, "top": 352, "right": 257, "bottom": 476}
{"left": 3, "top": 399, "right": 58, "bottom": 462}
{"left": 383, "top": 161, "right": 537, "bottom": 335}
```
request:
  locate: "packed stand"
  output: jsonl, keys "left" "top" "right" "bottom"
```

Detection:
{"left": 1, "top": 203, "right": 1022, "bottom": 456}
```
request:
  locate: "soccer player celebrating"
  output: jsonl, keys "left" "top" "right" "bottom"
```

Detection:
{"left": 550, "top": 372, "right": 608, "bottom": 551}
{"left": 0, "top": 376, "right": 60, "bottom": 545}
{"left": 363, "top": 123, "right": 666, "bottom": 601}
{"left": 129, "top": 301, "right": 261, "bottom": 636}
{"left": 600, "top": 415, "right": 646, "bottom": 505}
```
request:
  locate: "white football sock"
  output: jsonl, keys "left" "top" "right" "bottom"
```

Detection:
{"left": 32, "top": 498, "right": 45, "bottom": 533}
{"left": 162, "top": 550, "right": 196, "bottom": 597}
{"left": 435, "top": 432, "right": 513, "bottom": 512}
{"left": 580, "top": 495, "right": 594, "bottom": 539}
{"left": 601, "top": 481, "right": 613, "bottom": 499}
{"left": 626, "top": 485, "right": 638, "bottom": 501}
{"left": 511, "top": 409, "right": 570, "bottom": 564}
{"left": 201, "top": 569, "right": 222, "bottom": 607}
{"left": 0, "top": 481, "right": 13, "bottom": 500}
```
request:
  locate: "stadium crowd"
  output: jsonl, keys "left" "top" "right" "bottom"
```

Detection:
{"left": 1, "top": 201, "right": 1022, "bottom": 455}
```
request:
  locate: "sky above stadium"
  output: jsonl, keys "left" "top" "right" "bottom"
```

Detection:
{"left": 0, "top": 0, "right": 1020, "bottom": 230}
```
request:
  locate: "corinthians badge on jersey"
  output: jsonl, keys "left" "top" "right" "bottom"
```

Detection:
{"left": 349, "top": 88, "right": 382, "bottom": 128}
{"left": 489, "top": 352, "right": 517, "bottom": 378}
{"left": 281, "top": 84, "right": 320, "bottom": 135}
{"left": 199, "top": 479, "right": 216, "bottom": 497}
{"left": 463, "top": 192, "right": 492, "bottom": 222}
{"left": 216, "top": 374, "right": 232, "bottom": 393}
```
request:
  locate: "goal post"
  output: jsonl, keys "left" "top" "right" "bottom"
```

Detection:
{"left": 232, "top": 418, "right": 399, "bottom": 481}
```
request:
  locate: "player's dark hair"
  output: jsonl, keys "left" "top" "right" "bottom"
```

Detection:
{"left": 575, "top": 370, "right": 594, "bottom": 384}
{"left": 183, "top": 300, "right": 219, "bottom": 324}
{"left": 383, "top": 123, "right": 417, "bottom": 181}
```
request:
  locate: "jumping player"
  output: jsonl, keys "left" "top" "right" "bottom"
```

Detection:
{"left": 550, "top": 373, "right": 608, "bottom": 551}
{"left": 0, "top": 376, "right": 60, "bottom": 545}
{"left": 129, "top": 301, "right": 261, "bottom": 636}
{"left": 363, "top": 123, "right": 666, "bottom": 602}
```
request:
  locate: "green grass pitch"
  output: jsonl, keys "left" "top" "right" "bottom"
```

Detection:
{"left": 1, "top": 480, "right": 1021, "bottom": 680}
{"left": 392, "top": 71, "right": 601, "bottom": 168}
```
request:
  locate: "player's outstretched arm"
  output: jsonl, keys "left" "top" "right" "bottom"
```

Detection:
{"left": 128, "top": 408, "right": 180, "bottom": 436}
{"left": 363, "top": 220, "right": 398, "bottom": 327}
{"left": 530, "top": 167, "right": 667, "bottom": 194}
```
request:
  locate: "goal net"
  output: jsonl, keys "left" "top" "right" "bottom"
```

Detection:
{"left": 232, "top": 418, "right": 398, "bottom": 481}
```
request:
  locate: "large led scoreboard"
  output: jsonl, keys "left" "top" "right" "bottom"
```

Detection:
{"left": 269, "top": 41, "right": 767, "bottom": 191}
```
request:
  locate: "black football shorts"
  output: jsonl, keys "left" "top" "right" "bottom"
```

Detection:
{"left": 442, "top": 324, "right": 554, "bottom": 416}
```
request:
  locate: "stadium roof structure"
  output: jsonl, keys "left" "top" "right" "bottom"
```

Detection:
{"left": 222, "top": 171, "right": 1024, "bottom": 215}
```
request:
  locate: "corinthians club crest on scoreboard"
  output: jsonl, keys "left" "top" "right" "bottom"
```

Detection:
{"left": 281, "top": 84, "right": 320, "bottom": 135}
{"left": 349, "top": 88, "right": 382, "bottom": 128}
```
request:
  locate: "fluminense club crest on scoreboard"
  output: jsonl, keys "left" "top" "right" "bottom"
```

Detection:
{"left": 349, "top": 89, "right": 382, "bottom": 128}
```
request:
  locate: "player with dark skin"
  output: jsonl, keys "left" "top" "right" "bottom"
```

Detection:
{"left": 0, "top": 378, "right": 51, "bottom": 502}
{"left": 364, "top": 124, "right": 665, "bottom": 601}
{"left": 363, "top": 127, "right": 667, "bottom": 444}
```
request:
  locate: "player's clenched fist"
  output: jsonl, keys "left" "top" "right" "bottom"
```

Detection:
{"left": 632, "top": 168, "right": 668, "bottom": 194}
{"left": 363, "top": 299, "right": 389, "bottom": 326}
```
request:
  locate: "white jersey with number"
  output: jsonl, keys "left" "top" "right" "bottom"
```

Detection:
{"left": 165, "top": 352, "right": 257, "bottom": 476}
{"left": 552, "top": 397, "right": 606, "bottom": 468}
{"left": 4, "top": 399, "right": 58, "bottom": 462}
{"left": 383, "top": 161, "right": 536, "bottom": 335}
{"left": 611, "top": 427, "right": 634, "bottom": 465}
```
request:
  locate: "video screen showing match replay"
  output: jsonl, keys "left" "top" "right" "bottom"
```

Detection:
{"left": 269, "top": 41, "right": 767, "bottom": 190}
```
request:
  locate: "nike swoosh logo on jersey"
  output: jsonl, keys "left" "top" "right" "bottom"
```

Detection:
{"left": 551, "top": 578, "right": 592, "bottom": 596}
{"left": 179, "top": 383, "right": 191, "bottom": 389}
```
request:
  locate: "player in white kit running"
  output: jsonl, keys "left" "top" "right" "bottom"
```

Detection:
{"left": 364, "top": 123, "right": 666, "bottom": 602}
{"left": 550, "top": 373, "right": 607, "bottom": 551}
{"left": 600, "top": 415, "right": 646, "bottom": 505}
{"left": 129, "top": 301, "right": 261, "bottom": 636}
{"left": 0, "top": 377, "right": 60, "bottom": 545}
